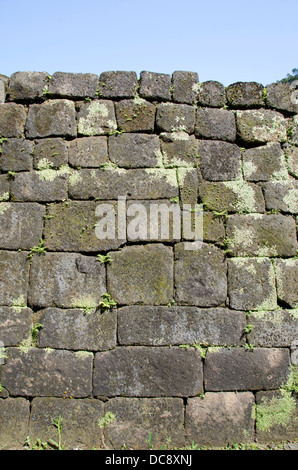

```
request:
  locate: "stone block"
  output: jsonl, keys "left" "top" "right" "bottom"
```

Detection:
{"left": 156, "top": 103, "right": 195, "bottom": 133}
{"left": 7, "top": 71, "right": 49, "bottom": 101}
{"left": 185, "top": 392, "right": 255, "bottom": 447}
{"left": 236, "top": 109, "right": 287, "bottom": 143}
{"left": 0, "top": 80, "right": 5, "bottom": 103}
{"left": 202, "top": 212, "right": 225, "bottom": 242}
{"left": 93, "top": 346, "right": 203, "bottom": 397}
{"left": 263, "top": 181, "right": 298, "bottom": 214}
{"left": 28, "top": 252, "right": 106, "bottom": 308}
{"left": 68, "top": 136, "right": 108, "bottom": 168}
{"left": 178, "top": 167, "right": 198, "bottom": 204}
{"left": 0, "top": 306, "right": 32, "bottom": 346}
{"left": 38, "top": 308, "right": 117, "bottom": 351}
{"left": 139, "top": 71, "right": 171, "bottom": 100}
{"left": 0, "top": 202, "right": 45, "bottom": 250}
{"left": 242, "top": 142, "right": 288, "bottom": 181}
{"left": 174, "top": 242, "right": 227, "bottom": 307}
{"left": 289, "top": 115, "right": 298, "bottom": 145}
{"left": 118, "top": 306, "right": 246, "bottom": 346}
{"left": 48, "top": 72, "right": 99, "bottom": 99}
{"left": 26, "top": 99, "right": 77, "bottom": 138}
{"left": 226, "top": 81, "right": 265, "bottom": 108}
{"left": 197, "top": 80, "right": 226, "bottom": 108}
{"left": 172, "top": 71, "right": 199, "bottom": 104}
{"left": 204, "top": 347, "right": 290, "bottom": 391}
{"left": 104, "top": 397, "right": 185, "bottom": 450}
{"left": 30, "top": 397, "right": 104, "bottom": 450}
{"left": 275, "top": 259, "right": 298, "bottom": 308}
{"left": 0, "top": 251, "right": 29, "bottom": 306}
{"left": 228, "top": 257, "right": 277, "bottom": 311}
{"left": 266, "top": 82, "right": 298, "bottom": 114}
{"left": 195, "top": 108, "right": 236, "bottom": 142}
{"left": 107, "top": 244, "right": 173, "bottom": 305}
{"left": 33, "top": 137, "right": 68, "bottom": 170}
{"left": 2, "top": 348, "right": 93, "bottom": 397}
{"left": 77, "top": 100, "right": 117, "bottom": 136}
{"left": 248, "top": 310, "right": 298, "bottom": 347}
{"left": 0, "top": 398, "right": 30, "bottom": 449}
{"left": 109, "top": 133, "right": 160, "bottom": 168}
{"left": 284, "top": 144, "right": 298, "bottom": 178}
{"left": 0, "top": 103, "right": 27, "bottom": 137}
{"left": 0, "top": 175, "right": 10, "bottom": 201}
{"left": 1, "top": 138, "right": 33, "bottom": 172}
{"left": 115, "top": 98, "right": 155, "bottom": 132}
{"left": 98, "top": 71, "right": 138, "bottom": 99}
{"left": 226, "top": 214, "right": 297, "bottom": 257}
{"left": 11, "top": 169, "right": 69, "bottom": 202}
{"left": 198, "top": 140, "right": 241, "bottom": 181}
{"left": 160, "top": 132, "right": 198, "bottom": 167}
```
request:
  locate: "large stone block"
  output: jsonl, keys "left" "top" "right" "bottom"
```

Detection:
{"left": 226, "top": 81, "right": 265, "bottom": 108}
{"left": 284, "top": 145, "right": 298, "bottom": 178}
{"left": 275, "top": 259, "right": 298, "bottom": 308}
{"left": 248, "top": 310, "right": 298, "bottom": 347}
{"left": 0, "top": 202, "right": 45, "bottom": 250}
{"left": 77, "top": 100, "right": 117, "bottom": 136}
{"left": 236, "top": 109, "right": 287, "bottom": 143}
{"left": 139, "top": 71, "right": 171, "bottom": 101}
{"left": 104, "top": 397, "right": 185, "bottom": 450}
{"left": 0, "top": 80, "right": 5, "bottom": 103}
{"left": 156, "top": 103, "right": 195, "bottom": 133}
{"left": 118, "top": 306, "right": 246, "bottom": 346}
{"left": 109, "top": 133, "right": 160, "bottom": 168}
{"left": 38, "top": 307, "right": 117, "bottom": 351}
{"left": 204, "top": 347, "right": 290, "bottom": 391}
{"left": 1, "top": 348, "right": 93, "bottom": 397}
{"left": 107, "top": 244, "right": 173, "bottom": 305}
{"left": 172, "top": 71, "right": 199, "bottom": 104}
{"left": 228, "top": 257, "right": 277, "bottom": 311}
{"left": 0, "top": 251, "right": 29, "bottom": 306}
{"left": 1, "top": 138, "right": 33, "bottom": 172}
{"left": 263, "top": 181, "right": 298, "bottom": 214}
{"left": 197, "top": 81, "right": 226, "bottom": 108}
{"left": 48, "top": 72, "right": 99, "bottom": 99}
{"left": 195, "top": 108, "right": 236, "bottom": 142}
{"left": 242, "top": 142, "right": 288, "bottom": 182}
{"left": 68, "top": 136, "right": 108, "bottom": 168}
{"left": 25, "top": 99, "right": 77, "bottom": 138}
{"left": 0, "top": 103, "right": 27, "bottom": 137}
{"left": 160, "top": 132, "right": 198, "bottom": 167}
{"left": 198, "top": 140, "right": 241, "bottom": 181}
{"left": 115, "top": 98, "right": 155, "bottom": 132}
{"left": 185, "top": 392, "right": 255, "bottom": 447}
{"left": 93, "top": 346, "right": 203, "bottom": 397}
{"left": 0, "top": 306, "right": 32, "bottom": 346}
{"left": 266, "top": 82, "right": 298, "bottom": 114}
{"left": 98, "top": 71, "right": 138, "bottom": 99}
{"left": 28, "top": 252, "right": 106, "bottom": 308}
{"left": 174, "top": 242, "right": 227, "bottom": 307}
{"left": 33, "top": 137, "right": 68, "bottom": 170}
{"left": 11, "top": 169, "right": 69, "bottom": 202}
{"left": 7, "top": 71, "right": 49, "bottom": 101}
{"left": 0, "top": 398, "right": 30, "bottom": 449}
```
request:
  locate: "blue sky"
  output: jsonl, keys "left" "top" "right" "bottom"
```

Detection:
{"left": 1, "top": 0, "right": 297, "bottom": 86}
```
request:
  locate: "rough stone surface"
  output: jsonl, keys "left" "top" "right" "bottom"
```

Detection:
{"left": 266, "top": 82, "right": 298, "bottom": 114}
{"left": 156, "top": 103, "right": 195, "bottom": 133}
{"left": 26, "top": 99, "right": 77, "bottom": 138}
{"left": 198, "top": 140, "right": 241, "bottom": 181}
{"left": 284, "top": 145, "right": 298, "bottom": 178}
{"left": 68, "top": 136, "right": 108, "bottom": 168}
{"left": 139, "top": 71, "right": 171, "bottom": 100}
{"left": 160, "top": 132, "right": 198, "bottom": 167}
{"left": 172, "top": 71, "right": 199, "bottom": 104}
{"left": 197, "top": 81, "right": 226, "bottom": 107}
{"left": 7, "top": 71, "right": 49, "bottom": 101}
{"left": 248, "top": 310, "right": 298, "bottom": 347}
{"left": 0, "top": 251, "right": 29, "bottom": 306}
{"left": 0, "top": 80, "right": 5, "bottom": 103}
{"left": 11, "top": 170, "right": 69, "bottom": 202}
{"left": 275, "top": 259, "right": 298, "bottom": 308}
{"left": 236, "top": 109, "right": 287, "bottom": 143}
{"left": 174, "top": 242, "right": 227, "bottom": 307}
{"left": 109, "top": 133, "right": 160, "bottom": 168}
{"left": 98, "top": 71, "right": 138, "bottom": 99}
{"left": 226, "top": 82, "right": 265, "bottom": 108}
{"left": 28, "top": 253, "right": 106, "bottom": 308}
{"left": 0, "top": 306, "right": 32, "bottom": 346}
{"left": 263, "top": 181, "right": 298, "bottom": 214}
{"left": 0, "top": 398, "right": 30, "bottom": 449}
{"left": 242, "top": 143, "right": 287, "bottom": 182}
{"left": 195, "top": 108, "right": 236, "bottom": 142}
{"left": 1, "top": 138, "right": 33, "bottom": 172}
{"left": 48, "top": 72, "right": 99, "bottom": 99}
{"left": 77, "top": 100, "right": 117, "bottom": 136}
{"left": 94, "top": 347, "right": 203, "bottom": 397}
{"left": 185, "top": 392, "right": 255, "bottom": 447}
{"left": 107, "top": 244, "right": 173, "bottom": 305}
{"left": 115, "top": 99, "right": 155, "bottom": 132}
{"left": 0, "top": 103, "right": 27, "bottom": 137}
{"left": 204, "top": 347, "right": 290, "bottom": 391}
{"left": 0, "top": 176, "right": 10, "bottom": 201}
{"left": 33, "top": 137, "right": 68, "bottom": 170}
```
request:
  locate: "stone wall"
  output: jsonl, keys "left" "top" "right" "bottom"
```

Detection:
{"left": 0, "top": 70, "right": 297, "bottom": 449}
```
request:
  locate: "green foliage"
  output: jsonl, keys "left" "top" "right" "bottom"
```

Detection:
{"left": 278, "top": 68, "right": 298, "bottom": 84}
{"left": 98, "top": 412, "right": 117, "bottom": 429}
{"left": 96, "top": 253, "right": 111, "bottom": 264}
{"left": 27, "top": 239, "right": 47, "bottom": 260}
{"left": 99, "top": 293, "right": 117, "bottom": 310}
{"left": 0, "top": 135, "right": 7, "bottom": 154}
{"left": 48, "top": 415, "right": 66, "bottom": 450}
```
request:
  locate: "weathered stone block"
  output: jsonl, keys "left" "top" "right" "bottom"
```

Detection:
{"left": 98, "top": 71, "right": 138, "bottom": 99}
{"left": 199, "top": 180, "right": 265, "bottom": 213}
{"left": 0, "top": 306, "right": 32, "bottom": 346}
{"left": 202, "top": 212, "right": 225, "bottom": 242}
{"left": 204, "top": 347, "right": 290, "bottom": 391}
{"left": 77, "top": 100, "right": 117, "bottom": 136}
{"left": 93, "top": 346, "right": 203, "bottom": 397}
{"left": 7, "top": 71, "right": 49, "bottom": 101}
{"left": 226, "top": 214, "right": 297, "bottom": 257}
{"left": 139, "top": 71, "right": 171, "bottom": 100}
{"left": 0, "top": 398, "right": 30, "bottom": 449}
{"left": 226, "top": 81, "right": 265, "bottom": 108}
{"left": 109, "top": 133, "right": 160, "bottom": 168}
{"left": 2, "top": 348, "right": 93, "bottom": 397}
{"left": 185, "top": 392, "right": 255, "bottom": 447}
{"left": 266, "top": 82, "right": 298, "bottom": 114}
{"left": 33, "top": 137, "right": 68, "bottom": 170}
{"left": 0, "top": 80, "right": 5, "bottom": 103}
{"left": 107, "top": 244, "right": 173, "bottom": 305}
{"left": 263, "top": 181, "right": 298, "bottom": 214}
{"left": 38, "top": 308, "right": 117, "bottom": 351}
{"left": 118, "top": 306, "right": 246, "bottom": 346}
{"left": 28, "top": 252, "right": 106, "bottom": 308}
{"left": 48, "top": 72, "right": 99, "bottom": 99}
{"left": 198, "top": 140, "right": 241, "bottom": 181}
{"left": 0, "top": 175, "right": 10, "bottom": 201}
{"left": 242, "top": 142, "right": 288, "bottom": 181}
{"left": 0, "top": 103, "right": 27, "bottom": 137}
{"left": 156, "top": 103, "right": 195, "bottom": 133}
{"left": 11, "top": 169, "right": 69, "bottom": 202}
{"left": 104, "top": 397, "right": 185, "bottom": 450}
{"left": 236, "top": 109, "right": 287, "bottom": 143}
{"left": 0, "top": 251, "right": 29, "bottom": 306}
{"left": 197, "top": 81, "right": 226, "bottom": 108}
{"left": 248, "top": 310, "right": 298, "bottom": 347}
{"left": 178, "top": 167, "right": 198, "bottom": 204}
{"left": 26, "top": 99, "right": 77, "bottom": 138}
{"left": 115, "top": 98, "right": 155, "bottom": 132}
{"left": 284, "top": 145, "right": 298, "bottom": 178}
{"left": 68, "top": 136, "right": 108, "bottom": 168}
{"left": 275, "top": 259, "right": 298, "bottom": 308}
{"left": 289, "top": 115, "right": 298, "bottom": 145}
{"left": 30, "top": 397, "right": 104, "bottom": 450}
{"left": 195, "top": 108, "right": 236, "bottom": 142}
{"left": 1, "top": 138, "right": 33, "bottom": 172}
{"left": 172, "top": 71, "right": 199, "bottom": 104}
{"left": 228, "top": 258, "right": 277, "bottom": 311}
{"left": 0, "top": 202, "right": 45, "bottom": 250}
{"left": 174, "top": 242, "right": 227, "bottom": 307}
{"left": 160, "top": 132, "right": 198, "bottom": 167}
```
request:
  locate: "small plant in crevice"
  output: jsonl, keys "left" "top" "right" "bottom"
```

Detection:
{"left": 48, "top": 415, "right": 66, "bottom": 450}
{"left": 96, "top": 253, "right": 111, "bottom": 264}
{"left": 99, "top": 293, "right": 117, "bottom": 310}
{"left": 27, "top": 239, "right": 47, "bottom": 260}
